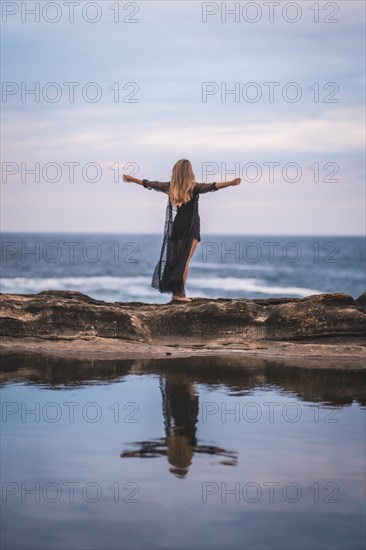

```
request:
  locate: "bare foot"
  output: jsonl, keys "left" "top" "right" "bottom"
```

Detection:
{"left": 171, "top": 295, "right": 192, "bottom": 302}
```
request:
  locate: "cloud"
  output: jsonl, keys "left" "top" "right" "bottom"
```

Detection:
{"left": 2, "top": 105, "right": 364, "bottom": 160}
{"left": 1, "top": 1, "right": 365, "bottom": 234}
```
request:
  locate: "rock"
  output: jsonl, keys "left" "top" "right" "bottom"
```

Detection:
{"left": 355, "top": 291, "right": 366, "bottom": 310}
{"left": 0, "top": 290, "right": 150, "bottom": 343}
{"left": 263, "top": 293, "right": 364, "bottom": 340}
{"left": 0, "top": 291, "right": 365, "bottom": 355}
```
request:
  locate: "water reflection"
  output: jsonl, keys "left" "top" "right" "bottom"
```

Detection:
{"left": 1, "top": 353, "right": 365, "bottom": 550}
{"left": 1, "top": 353, "right": 365, "bottom": 407}
{"left": 121, "top": 377, "right": 237, "bottom": 477}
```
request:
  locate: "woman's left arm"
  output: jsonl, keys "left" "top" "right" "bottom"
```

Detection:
{"left": 123, "top": 175, "right": 143, "bottom": 185}
{"left": 141, "top": 179, "right": 170, "bottom": 193}
{"left": 123, "top": 175, "right": 169, "bottom": 193}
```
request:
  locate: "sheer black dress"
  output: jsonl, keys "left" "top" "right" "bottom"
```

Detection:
{"left": 142, "top": 179, "right": 218, "bottom": 297}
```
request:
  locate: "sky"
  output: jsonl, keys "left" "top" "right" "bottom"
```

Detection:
{"left": 1, "top": 0, "right": 365, "bottom": 235}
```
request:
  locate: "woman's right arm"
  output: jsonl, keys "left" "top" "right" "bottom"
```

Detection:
{"left": 214, "top": 178, "right": 241, "bottom": 190}
{"left": 195, "top": 178, "right": 241, "bottom": 193}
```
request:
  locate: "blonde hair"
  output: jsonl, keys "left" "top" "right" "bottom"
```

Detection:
{"left": 167, "top": 434, "right": 193, "bottom": 477}
{"left": 169, "top": 159, "right": 195, "bottom": 207}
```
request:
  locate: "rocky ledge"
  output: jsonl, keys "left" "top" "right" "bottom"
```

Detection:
{"left": 0, "top": 290, "right": 365, "bottom": 366}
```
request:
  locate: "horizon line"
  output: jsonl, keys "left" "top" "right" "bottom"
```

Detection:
{"left": 1, "top": 231, "right": 365, "bottom": 238}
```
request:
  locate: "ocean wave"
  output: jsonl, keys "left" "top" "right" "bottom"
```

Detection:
{"left": 188, "top": 277, "right": 323, "bottom": 297}
{"left": 1, "top": 275, "right": 323, "bottom": 298}
{"left": 0, "top": 276, "right": 155, "bottom": 297}
{"left": 190, "top": 262, "right": 275, "bottom": 272}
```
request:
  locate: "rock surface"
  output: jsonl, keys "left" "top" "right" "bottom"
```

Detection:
{"left": 0, "top": 290, "right": 365, "bottom": 365}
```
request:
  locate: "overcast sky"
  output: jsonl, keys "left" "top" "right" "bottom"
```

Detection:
{"left": 1, "top": 0, "right": 365, "bottom": 235}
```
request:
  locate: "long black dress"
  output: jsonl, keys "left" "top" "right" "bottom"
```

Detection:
{"left": 142, "top": 179, "right": 218, "bottom": 296}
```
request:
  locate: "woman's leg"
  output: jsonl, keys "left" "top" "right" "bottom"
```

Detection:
{"left": 183, "top": 238, "right": 199, "bottom": 287}
{"left": 172, "top": 239, "right": 199, "bottom": 301}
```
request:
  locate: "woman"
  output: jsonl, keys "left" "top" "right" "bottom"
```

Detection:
{"left": 123, "top": 159, "right": 241, "bottom": 302}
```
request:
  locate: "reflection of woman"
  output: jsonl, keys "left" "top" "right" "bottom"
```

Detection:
{"left": 120, "top": 376, "right": 237, "bottom": 478}
{"left": 163, "top": 380, "right": 198, "bottom": 477}
{"left": 123, "top": 159, "right": 241, "bottom": 302}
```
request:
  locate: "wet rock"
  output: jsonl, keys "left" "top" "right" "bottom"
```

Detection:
{"left": 0, "top": 291, "right": 365, "bottom": 348}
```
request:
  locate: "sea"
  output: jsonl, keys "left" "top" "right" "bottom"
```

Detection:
{"left": 1, "top": 233, "right": 365, "bottom": 301}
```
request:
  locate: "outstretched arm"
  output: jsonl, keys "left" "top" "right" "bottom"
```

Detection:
{"left": 214, "top": 178, "right": 241, "bottom": 190}
{"left": 123, "top": 174, "right": 169, "bottom": 193}
{"left": 195, "top": 178, "right": 241, "bottom": 193}
{"left": 123, "top": 175, "right": 143, "bottom": 185}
